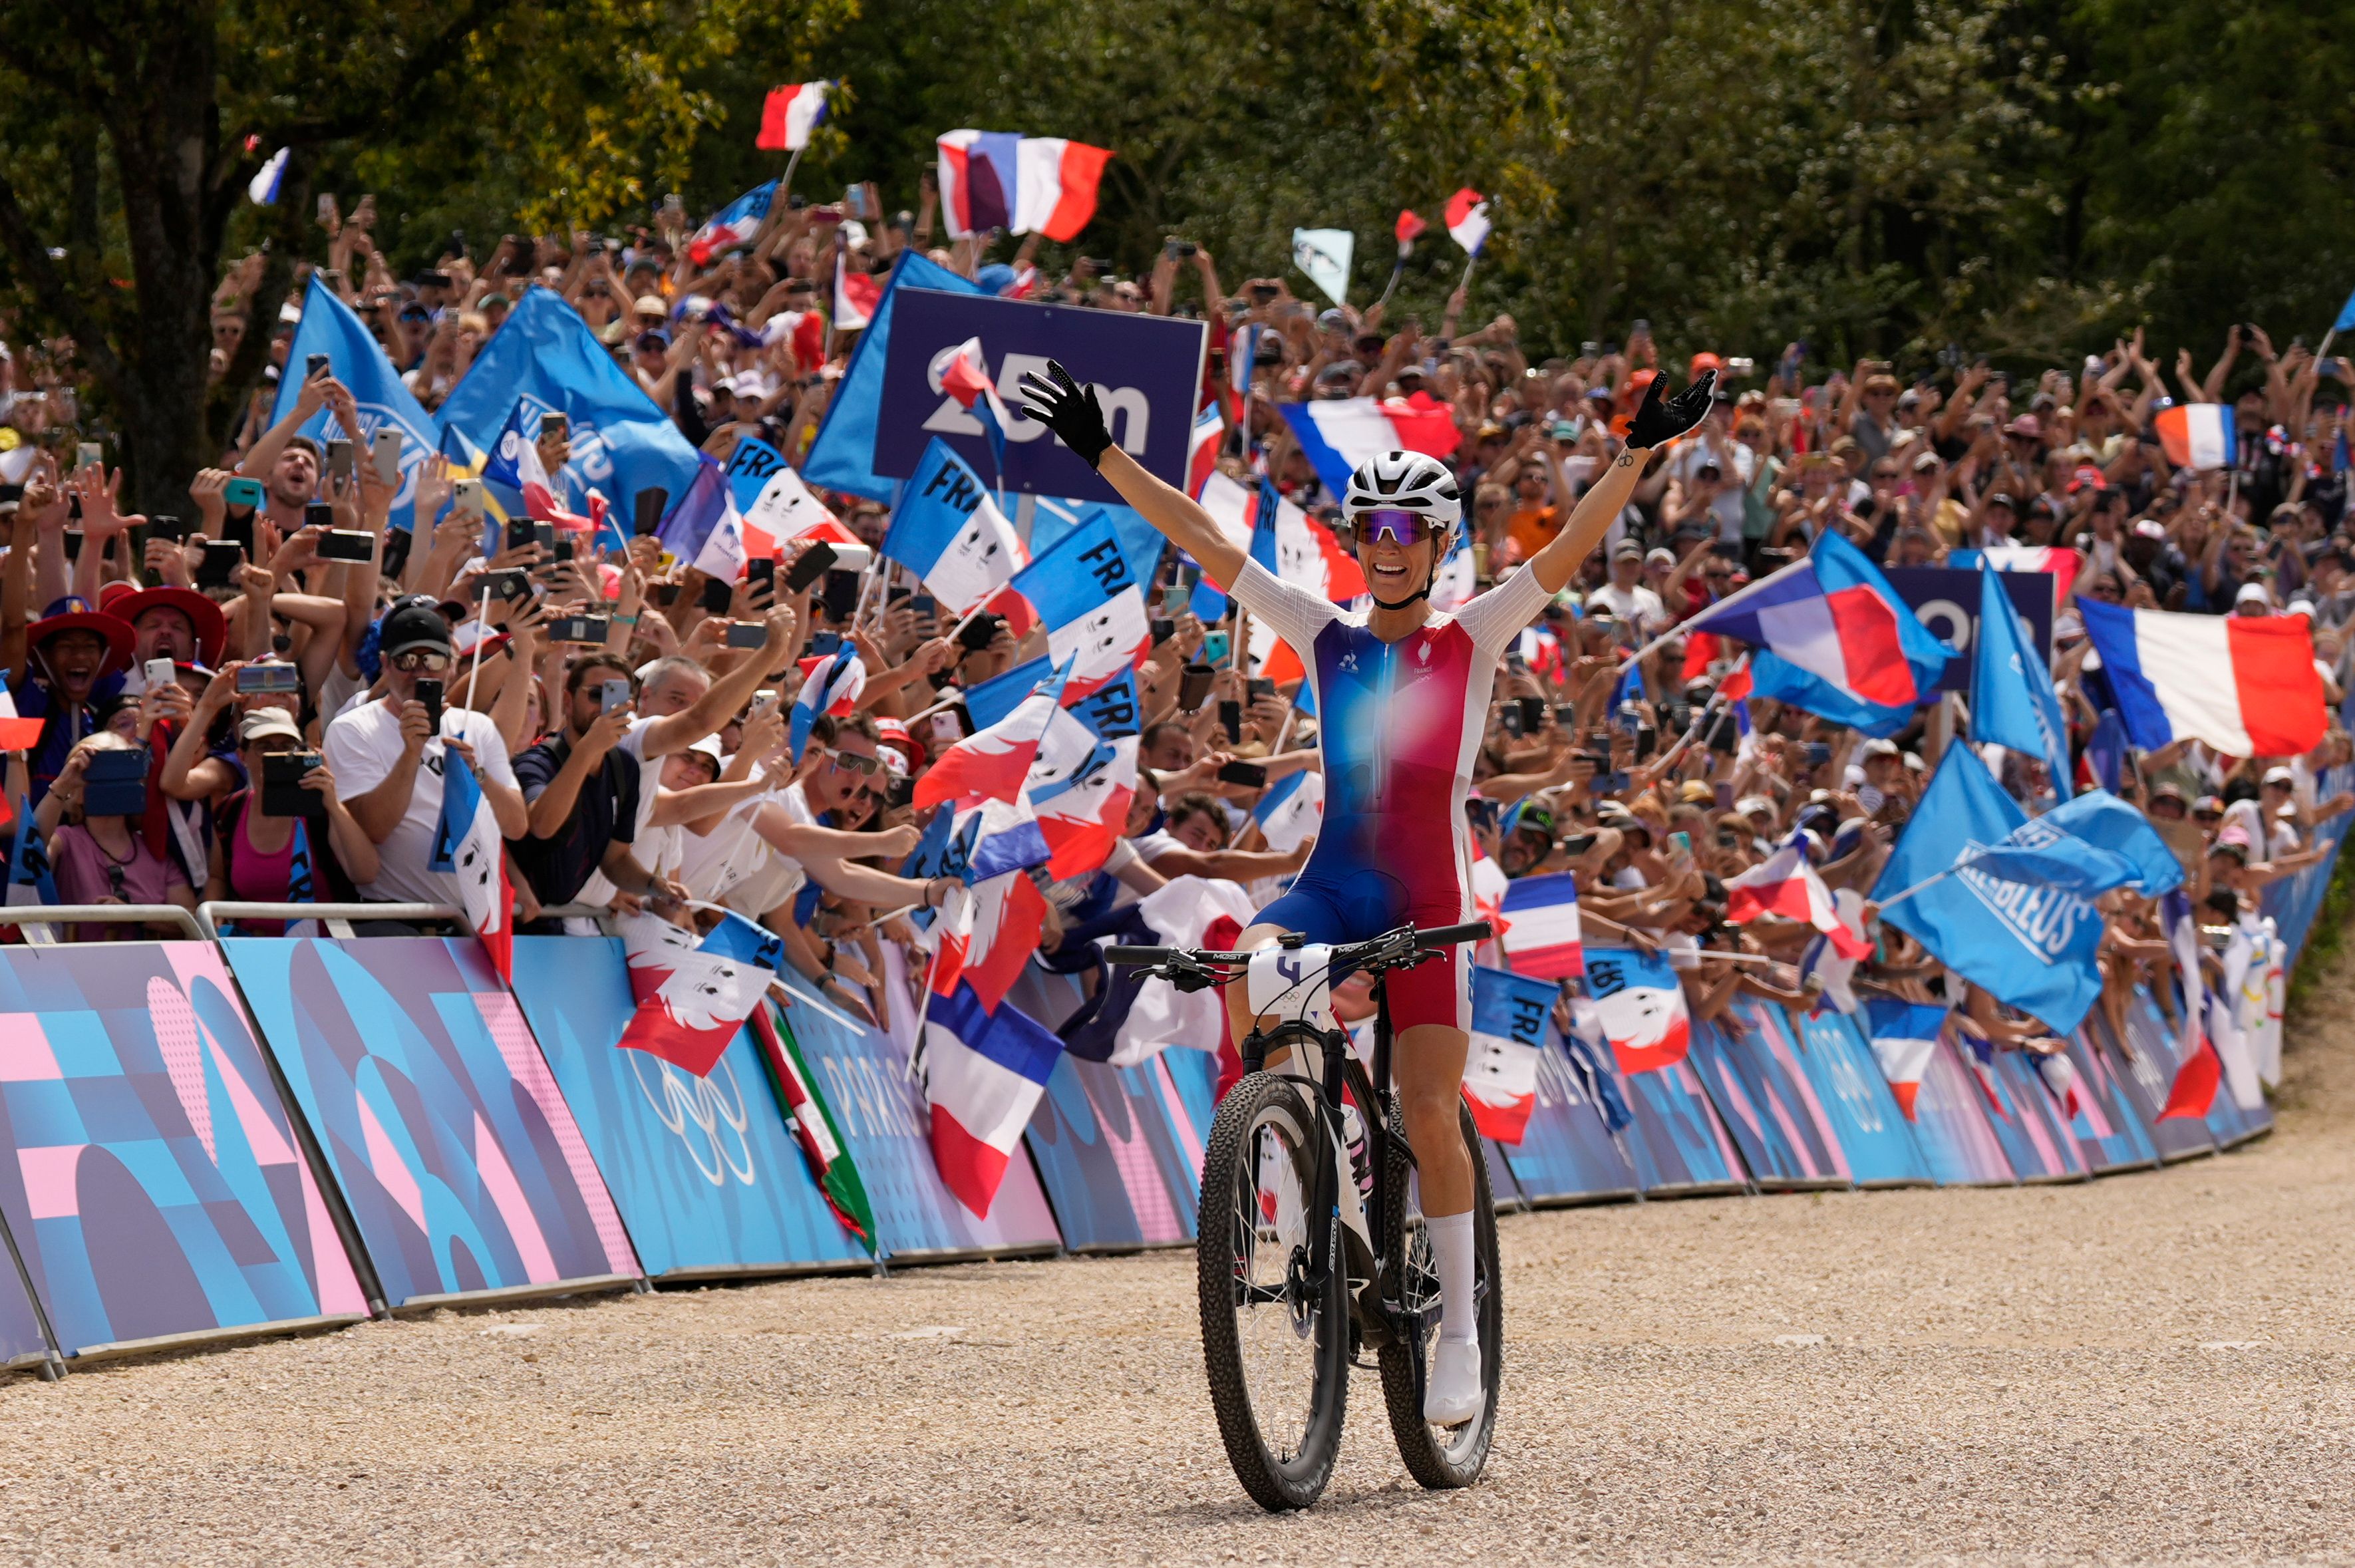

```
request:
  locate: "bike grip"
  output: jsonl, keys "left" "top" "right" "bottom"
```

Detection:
{"left": 1418, "top": 921, "right": 1493, "bottom": 947}
{"left": 1104, "top": 945, "right": 1176, "bottom": 966}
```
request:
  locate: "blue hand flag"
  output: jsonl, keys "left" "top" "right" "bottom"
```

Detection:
{"left": 1969, "top": 563, "right": 2072, "bottom": 800}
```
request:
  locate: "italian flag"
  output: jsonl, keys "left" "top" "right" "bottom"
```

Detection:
{"left": 750, "top": 1000, "right": 878, "bottom": 1254}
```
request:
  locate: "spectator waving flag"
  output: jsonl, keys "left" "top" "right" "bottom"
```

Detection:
{"left": 881, "top": 438, "right": 1030, "bottom": 617}
{"left": 1498, "top": 871, "right": 1583, "bottom": 979}
{"left": 429, "top": 745, "right": 512, "bottom": 981}
{"left": 1394, "top": 208, "right": 1428, "bottom": 249}
{"left": 1251, "top": 769, "right": 1325, "bottom": 854}
{"left": 931, "top": 337, "right": 1014, "bottom": 476}
{"left": 2076, "top": 599, "right": 2325, "bottom": 757}
{"left": 754, "top": 82, "right": 830, "bottom": 151}
{"left": 1682, "top": 531, "right": 1952, "bottom": 736}
{"left": 1726, "top": 832, "right": 1873, "bottom": 957}
{"left": 1969, "top": 562, "right": 2072, "bottom": 800}
{"left": 613, "top": 909, "right": 784, "bottom": 1079}
{"left": 1008, "top": 510, "right": 1153, "bottom": 699}
{"left": 834, "top": 252, "right": 883, "bottom": 332}
{"left": 1026, "top": 675, "right": 1140, "bottom": 879}
{"left": 687, "top": 180, "right": 776, "bottom": 266}
{"left": 658, "top": 456, "right": 753, "bottom": 581}
{"left": 805, "top": 252, "right": 987, "bottom": 500}
{"left": 287, "top": 819, "right": 316, "bottom": 905}
{"left": 2153, "top": 402, "right": 2237, "bottom": 470}
{"left": 730, "top": 444, "right": 872, "bottom": 571}
{"left": 484, "top": 398, "right": 591, "bottom": 532}
{"left": 1444, "top": 188, "right": 1491, "bottom": 254}
{"left": 247, "top": 146, "right": 290, "bottom": 205}
{"left": 747, "top": 999, "right": 875, "bottom": 1252}
{"left": 1581, "top": 947, "right": 1690, "bottom": 1075}
{"left": 920, "top": 981, "right": 1063, "bottom": 1217}
{"left": 1277, "top": 398, "right": 1462, "bottom": 496}
{"left": 1464, "top": 965, "right": 1558, "bottom": 1144}
{"left": 790, "top": 643, "right": 866, "bottom": 763}
{"left": 935, "top": 130, "right": 1114, "bottom": 241}
{"left": 916, "top": 657, "right": 1073, "bottom": 810}
{"left": 1862, "top": 999, "right": 1949, "bottom": 1121}
{"left": 0, "top": 674, "right": 45, "bottom": 751}
{"left": 1186, "top": 400, "right": 1223, "bottom": 497}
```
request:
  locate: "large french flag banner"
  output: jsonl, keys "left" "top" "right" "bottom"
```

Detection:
{"left": 936, "top": 130, "right": 1114, "bottom": 241}
{"left": 1008, "top": 510, "right": 1152, "bottom": 699}
{"left": 915, "top": 658, "right": 1072, "bottom": 811}
{"left": 1861, "top": 999, "right": 1947, "bottom": 1121}
{"left": 613, "top": 909, "right": 784, "bottom": 1078}
{"left": 688, "top": 180, "right": 776, "bottom": 266}
{"left": 1951, "top": 545, "right": 2082, "bottom": 604}
{"left": 1026, "top": 675, "right": 1141, "bottom": 879}
{"left": 1464, "top": 965, "right": 1558, "bottom": 1144}
{"left": 1277, "top": 396, "right": 1462, "bottom": 498}
{"left": 1497, "top": 871, "right": 1583, "bottom": 979}
{"left": 921, "top": 981, "right": 1063, "bottom": 1217}
{"left": 2153, "top": 402, "right": 2237, "bottom": 471}
{"left": 755, "top": 81, "right": 830, "bottom": 151}
{"left": 429, "top": 746, "right": 512, "bottom": 981}
{"left": 1684, "top": 530, "right": 1952, "bottom": 736}
{"left": 880, "top": 438, "right": 1030, "bottom": 616}
{"left": 1726, "top": 833, "right": 1873, "bottom": 957}
{"left": 1579, "top": 947, "right": 1690, "bottom": 1075}
{"left": 2077, "top": 599, "right": 2324, "bottom": 757}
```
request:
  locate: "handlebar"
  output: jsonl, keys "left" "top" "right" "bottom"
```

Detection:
{"left": 1104, "top": 920, "right": 1493, "bottom": 971}
{"left": 1103, "top": 945, "right": 1176, "bottom": 965}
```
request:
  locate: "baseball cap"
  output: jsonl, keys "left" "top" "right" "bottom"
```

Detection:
{"left": 1689, "top": 352, "right": 1724, "bottom": 378}
{"left": 2234, "top": 581, "right": 2271, "bottom": 607}
{"left": 2005, "top": 414, "right": 2042, "bottom": 438}
{"left": 237, "top": 710, "right": 303, "bottom": 746}
{"left": 1611, "top": 540, "right": 1644, "bottom": 560}
{"left": 2263, "top": 766, "right": 2295, "bottom": 785}
{"left": 1644, "top": 547, "right": 1676, "bottom": 568}
{"left": 379, "top": 603, "right": 453, "bottom": 659}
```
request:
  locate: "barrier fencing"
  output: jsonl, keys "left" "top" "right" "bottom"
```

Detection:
{"left": 0, "top": 816, "right": 2338, "bottom": 1378}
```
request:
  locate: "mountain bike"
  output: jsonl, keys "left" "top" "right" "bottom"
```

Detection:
{"left": 1106, "top": 920, "right": 1501, "bottom": 1511}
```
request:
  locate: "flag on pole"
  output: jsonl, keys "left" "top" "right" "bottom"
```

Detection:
{"left": 915, "top": 658, "right": 1073, "bottom": 810}
{"left": 1026, "top": 675, "right": 1140, "bottom": 879}
{"left": 931, "top": 337, "right": 1014, "bottom": 476}
{"left": 430, "top": 744, "right": 512, "bottom": 981}
{"left": 1443, "top": 188, "right": 1491, "bottom": 254}
{"left": 1291, "top": 228, "right": 1354, "bottom": 307}
{"left": 1581, "top": 947, "right": 1690, "bottom": 1075}
{"left": 2076, "top": 599, "right": 2326, "bottom": 758}
{"left": 247, "top": 147, "right": 290, "bottom": 205}
{"left": 919, "top": 982, "right": 1063, "bottom": 1217}
{"left": 790, "top": 643, "right": 867, "bottom": 763}
{"left": 1186, "top": 400, "right": 1223, "bottom": 497}
{"left": 881, "top": 438, "right": 1030, "bottom": 617}
{"left": 935, "top": 130, "right": 1114, "bottom": 241}
{"left": 748, "top": 1001, "right": 874, "bottom": 1251}
{"left": 1497, "top": 872, "right": 1583, "bottom": 979}
{"left": 1724, "top": 832, "right": 1873, "bottom": 957}
{"left": 834, "top": 251, "right": 883, "bottom": 331}
{"left": 1464, "top": 965, "right": 1557, "bottom": 1144}
{"left": 1970, "top": 561, "right": 2073, "bottom": 800}
{"left": 613, "top": 909, "right": 784, "bottom": 1079}
{"left": 687, "top": 182, "right": 777, "bottom": 266}
{"left": 755, "top": 82, "right": 830, "bottom": 151}
{"left": 1861, "top": 999, "right": 1947, "bottom": 1120}
{"left": 1394, "top": 209, "right": 1427, "bottom": 249}
{"left": 1007, "top": 511, "right": 1153, "bottom": 699}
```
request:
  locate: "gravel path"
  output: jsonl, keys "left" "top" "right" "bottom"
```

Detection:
{"left": 7, "top": 975, "right": 2355, "bottom": 1566}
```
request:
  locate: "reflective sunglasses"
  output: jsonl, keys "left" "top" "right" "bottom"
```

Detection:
{"left": 1352, "top": 510, "right": 1437, "bottom": 548}
{"left": 826, "top": 748, "right": 881, "bottom": 776}
{"left": 391, "top": 649, "right": 450, "bottom": 672}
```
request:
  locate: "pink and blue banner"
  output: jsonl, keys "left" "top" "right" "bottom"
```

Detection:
{"left": 1688, "top": 1012, "right": 1849, "bottom": 1189}
{"left": 1734, "top": 1001, "right": 1932, "bottom": 1187}
{"left": 223, "top": 937, "right": 639, "bottom": 1307}
{"left": 0, "top": 945, "right": 366, "bottom": 1356}
{"left": 1901, "top": 1036, "right": 2017, "bottom": 1186}
{"left": 1481, "top": 1022, "right": 1639, "bottom": 1205}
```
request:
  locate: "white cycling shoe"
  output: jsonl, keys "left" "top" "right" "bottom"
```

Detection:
{"left": 1423, "top": 1334, "right": 1484, "bottom": 1426}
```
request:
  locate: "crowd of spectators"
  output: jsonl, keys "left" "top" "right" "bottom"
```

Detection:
{"left": 0, "top": 189, "right": 2348, "bottom": 1053}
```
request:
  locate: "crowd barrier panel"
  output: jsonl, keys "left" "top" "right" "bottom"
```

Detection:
{"left": 1982, "top": 1048, "right": 2092, "bottom": 1181}
{"left": 2060, "top": 1030, "right": 2161, "bottom": 1176}
{"left": 1906, "top": 1036, "right": 2020, "bottom": 1185}
{"left": 790, "top": 948, "right": 1060, "bottom": 1264}
{"left": 1726, "top": 1000, "right": 1933, "bottom": 1187}
{"left": 220, "top": 931, "right": 641, "bottom": 1311}
{"left": 1688, "top": 1012, "right": 1851, "bottom": 1191}
{"left": 0, "top": 921, "right": 368, "bottom": 1366}
{"left": 506, "top": 937, "right": 870, "bottom": 1281}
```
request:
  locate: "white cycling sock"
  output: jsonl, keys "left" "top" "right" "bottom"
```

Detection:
{"left": 1426, "top": 1210, "right": 1477, "bottom": 1344}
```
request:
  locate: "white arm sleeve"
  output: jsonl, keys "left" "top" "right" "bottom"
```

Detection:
{"left": 1227, "top": 557, "right": 1342, "bottom": 656}
{"left": 1450, "top": 563, "right": 1554, "bottom": 655}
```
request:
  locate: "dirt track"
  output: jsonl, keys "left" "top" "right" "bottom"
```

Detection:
{"left": 6, "top": 961, "right": 2355, "bottom": 1567}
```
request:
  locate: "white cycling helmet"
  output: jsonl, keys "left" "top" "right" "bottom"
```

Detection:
{"left": 1342, "top": 450, "right": 1462, "bottom": 533}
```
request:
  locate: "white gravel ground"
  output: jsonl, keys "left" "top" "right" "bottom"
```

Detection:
{"left": 5, "top": 971, "right": 2353, "bottom": 1565}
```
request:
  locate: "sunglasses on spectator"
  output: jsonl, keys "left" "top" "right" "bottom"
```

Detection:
{"left": 1351, "top": 510, "right": 1440, "bottom": 547}
{"left": 390, "top": 649, "right": 450, "bottom": 672}
{"left": 826, "top": 748, "right": 881, "bottom": 776}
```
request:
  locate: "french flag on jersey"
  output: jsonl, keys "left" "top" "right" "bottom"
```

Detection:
{"left": 1861, "top": 999, "right": 1947, "bottom": 1122}
{"left": 915, "top": 658, "right": 1072, "bottom": 812}
{"left": 1498, "top": 871, "right": 1583, "bottom": 979}
{"left": 790, "top": 643, "right": 865, "bottom": 763}
{"left": 1951, "top": 545, "right": 2082, "bottom": 605}
{"left": 1276, "top": 396, "right": 1462, "bottom": 498}
{"left": 935, "top": 130, "right": 1114, "bottom": 241}
{"left": 1724, "top": 832, "right": 1873, "bottom": 957}
{"left": 1683, "top": 531, "right": 1951, "bottom": 736}
{"left": 921, "top": 981, "right": 1063, "bottom": 1217}
{"left": 754, "top": 82, "right": 830, "bottom": 152}
{"left": 1008, "top": 510, "right": 1152, "bottom": 700}
{"left": 614, "top": 909, "right": 784, "bottom": 1078}
{"left": 1187, "top": 401, "right": 1224, "bottom": 496}
{"left": 1464, "top": 965, "right": 1557, "bottom": 1144}
{"left": 1026, "top": 675, "right": 1140, "bottom": 879}
{"left": 834, "top": 251, "right": 882, "bottom": 332}
{"left": 2078, "top": 599, "right": 2325, "bottom": 758}
{"left": 932, "top": 337, "right": 1014, "bottom": 474}
{"left": 430, "top": 743, "right": 512, "bottom": 981}
{"left": 688, "top": 181, "right": 776, "bottom": 266}
{"left": 881, "top": 438, "right": 1030, "bottom": 617}
{"left": 2154, "top": 402, "right": 2237, "bottom": 471}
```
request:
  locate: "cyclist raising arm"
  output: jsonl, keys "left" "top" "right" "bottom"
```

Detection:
{"left": 1022, "top": 362, "right": 1714, "bottom": 1427}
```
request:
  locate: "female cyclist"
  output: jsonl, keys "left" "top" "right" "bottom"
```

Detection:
{"left": 1022, "top": 361, "right": 1713, "bottom": 1424}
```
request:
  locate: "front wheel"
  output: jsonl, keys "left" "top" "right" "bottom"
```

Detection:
{"left": 1196, "top": 1071, "right": 1349, "bottom": 1511}
{"left": 1376, "top": 1099, "right": 1501, "bottom": 1488}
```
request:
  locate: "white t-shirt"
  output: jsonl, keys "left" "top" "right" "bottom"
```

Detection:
{"left": 1668, "top": 438, "right": 1756, "bottom": 542}
{"left": 722, "top": 781, "right": 816, "bottom": 919}
{"left": 323, "top": 700, "right": 517, "bottom": 905}
{"left": 1586, "top": 582, "right": 1667, "bottom": 636}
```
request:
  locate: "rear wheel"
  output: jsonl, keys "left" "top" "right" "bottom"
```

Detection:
{"left": 1376, "top": 1099, "right": 1501, "bottom": 1489}
{"left": 1196, "top": 1070, "right": 1349, "bottom": 1511}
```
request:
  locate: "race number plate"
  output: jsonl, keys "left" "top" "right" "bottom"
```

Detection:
{"left": 1245, "top": 945, "right": 1336, "bottom": 1030}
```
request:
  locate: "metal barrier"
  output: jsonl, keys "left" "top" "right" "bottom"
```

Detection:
{"left": 0, "top": 904, "right": 204, "bottom": 943}
{"left": 194, "top": 901, "right": 468, "bottom": 941}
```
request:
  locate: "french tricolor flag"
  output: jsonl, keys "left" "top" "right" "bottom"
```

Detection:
{"left": 1186, "top": 400, "right": 1223, "bottom": 497}
{"left": 834, "top": 252, "right": 881, "bottom": 332}
{"left": 615, "top": 909, "right": 784, "bottom": 1079}
{"left": 2158, "top": 889, "right": 2223, "bottom": 1121}
{"left": 1724, "top": 832, "right": 1873, "bottom": 958}
{"left": 790, "top": 643, "right": 866, "bottom": 763}
{"left": 1026, "top": 675, "right": 1139, "bottom": 879}
{"left": 921, "top": 981, "right": 1062, "bottom": 1218}
{"left": 1862, "top": 999, "right": 1947, "bottom": 1122}
{"left": 1443, "top": 187, "right": 1491, "bottom": 254}
{"left": 933, "top": 337, "right": 1013, "bottom": 474}
{"left": 879, "top": 438, "right": 1030, "bottom": 617}
{"left": 2153, "top": 402, "right": 2237, "bottom": 471}
{"left": 1277, "top": 397, "right": 1463, "bottom": 498}
{"left": 1249, "top": 769, "right": 1324, "bottom": 854}
{"left": 1007, "top": 512, "right": 1152, "bottom": 700}
{"left": 1464, "top": 965, "right": 1558, "bottom": 1144}
{"left": 687, "top": 181, "right": 776, "bottom": 266}
{"left": 1498, "top": 871, "right": 1583, "bottom": 979}
{"left": 936, "top": 130, "right": 1114, "bottom": 241}
{"left": 914, "top": 658, "right": 1072, "bottom": 812}
{"left": 0, "top": 674, "right": 45, "bottom": 752}
{"left": 2078, "top": 599, "right": 2326, "bottom": 758}
{"left": 754, "top": 82, "right": 829, "bottom": 152}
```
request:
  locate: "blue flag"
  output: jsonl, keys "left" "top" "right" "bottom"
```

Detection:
{"left": 2335, "top": 283, "right": 2355, "bottom": 335}
{"left": 1966, "top": 824, "right": 2141, "bottom": 893}
{"left": 1027, "top": 498, "right": 1168, "bottom": 591}
{"left": 2035, "top": 788, "right": 2184, "bottom": 895}
{"left": 287, "top": 818, "right": 316, "bottom": 903}
{"left": 2082, "top": 708, "right": 2127, "bottom": 794}
{"left": 963, "top": 654, "right": 1054, "bottom": 733}
{"left": 1969, "top": 563, "right": 2072, "bottom": 800}
{"left": 6, "top": 798, "right": 56, "bottom": 905}
{"left": 1870, "top": 745, "right": 2106, "bottom": 1032}
{"left": 268, "top": 275, "right": 438, "bottom": 530}
{"left": 724, "top": 435, "right": 790, "bottom": 514}
{"left": 436, "top": 287, "right": 702, "bottom": 525}
{"left": 802, "top": 252, "right": 989, "bottom": 500}
{"left": 1009, "top": 509, "right": 1144, "bottom": 632}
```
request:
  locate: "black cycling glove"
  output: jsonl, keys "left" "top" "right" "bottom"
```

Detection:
{"left": 1017, "top": 359, "right": 1113, "bottom": 469}
{"left": 1627, "top": 368, "right": 1717, "bottom": 450}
